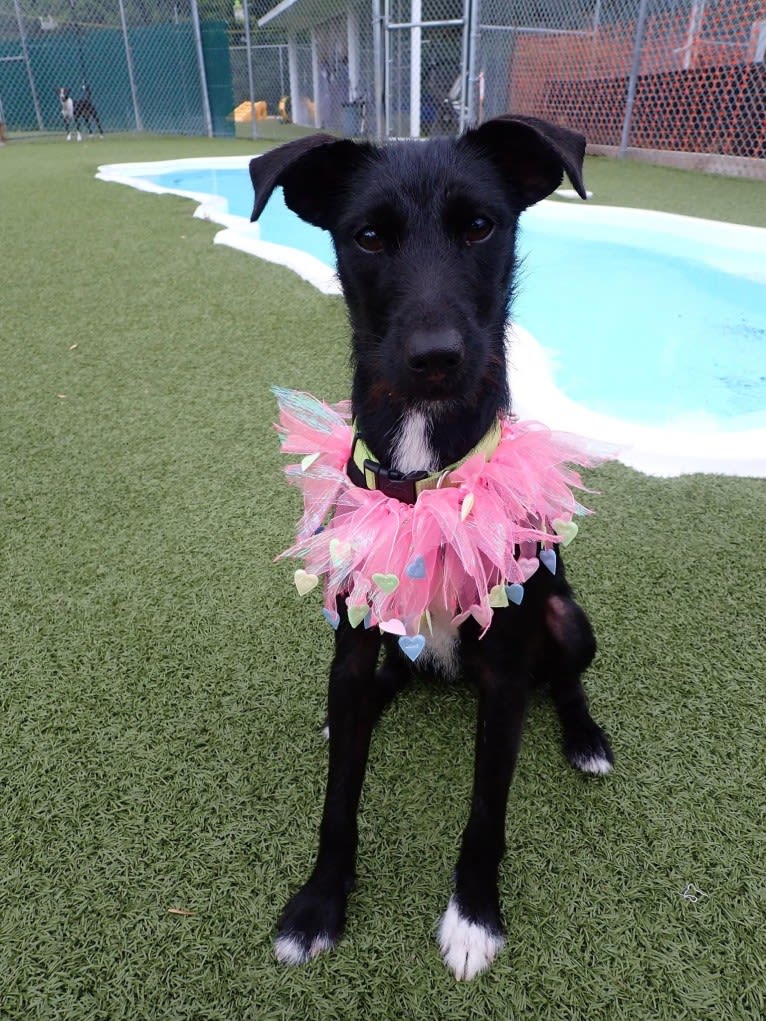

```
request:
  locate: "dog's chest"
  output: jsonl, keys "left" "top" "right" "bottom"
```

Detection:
{"left": 418, "top": 609, "right": 460, "bottom": 679}
{"left": 390, "top": 410, "right": 437, "bottom": 474}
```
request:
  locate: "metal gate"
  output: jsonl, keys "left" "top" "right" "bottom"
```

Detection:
{"left": 380, "top": 0, "right": 476, "bottom": 139}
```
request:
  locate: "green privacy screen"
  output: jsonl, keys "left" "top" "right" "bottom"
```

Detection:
{"left": 0, "top": 20, "right": 233, "bottom": 136}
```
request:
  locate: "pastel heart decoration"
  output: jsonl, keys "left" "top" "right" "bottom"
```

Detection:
{"left": 398, "top": 634, "right": 426, "bottom": 662}
{"left": 505, "top": 583, "right": 525, "bottom": 606}
{"left": 460, "top": 492, "right": 475, "bottom": 521}
{"left": 300, "top": 452, "right": 320, "bottom": 471}
{"left": 329, "top": 538, "right": 351, "bottom": 568}
{"left": 540, "top": 548, "right": 557, "bottom": 575}
{"left": 379, "top": 618, "right": 406, "bottom": 636}
{"left": 347, "top": 603, "right": 370, "bottom": 629}
{"left": 552, "top": 518, "right": 579, "bottom": 547}
{"left": 372, "top": 572, "right": 399, "bottom": 593}
{"left": 450, "top": 608, "right": 472, "bottom": 628}
{"left": 488, "top": 583, "right": 509, "bottom": 608}
{"left": 517, "top": 557, "right": 539, "bottom": 581}
{"left": 322, "top": 608, "right": 340, "bottom": 630}
{"left": 405, "top": 556, "right": 426, "bottom": 580}
{"left": 294, "top": 569, "right": 319, "bottom": 596}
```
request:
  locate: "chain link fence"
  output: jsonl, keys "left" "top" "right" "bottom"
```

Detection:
{"left": 0, "top": 0, "right": 229, "bottom": 136}
{"left": 1, "top": 0, "right": 764, "bottom": 175}
{"left": 474, "top": 0, "right": 766, "bottom": 172}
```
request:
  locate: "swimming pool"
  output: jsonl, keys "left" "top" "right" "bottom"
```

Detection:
{"left": 98, "top": 156, "right": 766, "bottom": 477}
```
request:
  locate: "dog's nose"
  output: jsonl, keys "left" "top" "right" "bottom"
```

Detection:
{"left": 406, "top": 329, "right": 465, "bottom": 375}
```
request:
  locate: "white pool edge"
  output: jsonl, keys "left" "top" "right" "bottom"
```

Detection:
{"left": 507, "top": 324, "right": 766, "bottom": 478}
{"left": 97, "top": 158, "right": 766, "bottom": 479}
{"left": 97, "top": 158, "right": 341, "bottom": 294}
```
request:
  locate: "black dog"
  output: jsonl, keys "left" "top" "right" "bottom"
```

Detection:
{"left": 58, "top": 85, "right": 103, "bottom": 142}
{"left": 249, "top": 116, "right": 613, "bottom": 980}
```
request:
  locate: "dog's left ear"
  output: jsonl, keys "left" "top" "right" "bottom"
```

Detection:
{"left": 462, "top": 115, "right": 586, "bottom": 208}
{"left": 250, "top": 134, "right": 374, "bottom": 229}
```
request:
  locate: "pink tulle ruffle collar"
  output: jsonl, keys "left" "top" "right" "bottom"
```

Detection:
{"left": 274, "top": 387, "right": 602, "bottom": 661}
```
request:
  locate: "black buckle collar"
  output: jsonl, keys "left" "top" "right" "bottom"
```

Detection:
{"left": 347, "top": 435, "right": 429, "bottom": 505}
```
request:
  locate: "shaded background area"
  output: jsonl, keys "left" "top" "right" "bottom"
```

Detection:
{"left": 0, "top": 0, "right": 764, "bottom": 175}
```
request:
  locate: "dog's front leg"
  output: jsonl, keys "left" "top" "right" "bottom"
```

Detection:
{"left": 438, "top": 628, "right": 530, "bottom": 980}
{"left": 274, "top": 611, "right": 381, "bottom": 965}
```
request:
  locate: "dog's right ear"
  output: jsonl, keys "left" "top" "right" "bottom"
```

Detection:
{"left": 249, "top": 134, "right": 373, "bottom": 229}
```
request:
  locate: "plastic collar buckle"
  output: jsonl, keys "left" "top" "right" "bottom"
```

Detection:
{"left": 362, "top": 459, "right": 429, "bottom": 504}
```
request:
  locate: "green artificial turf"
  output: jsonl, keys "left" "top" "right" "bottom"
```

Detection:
{"left": 560, "top": 154, "right": 766, "bottom": 227}
{"left": 1, "top": 135, "right": 765, "bottom": 1020}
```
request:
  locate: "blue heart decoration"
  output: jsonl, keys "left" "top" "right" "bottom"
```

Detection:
{"left": 505, "top": 583, "right": 524, "bottom": 605}
{"left": 540, "top": 549, "right": 557, "bottom": 575}
{"left": 398, "top": 634, "right": 426, "bottom": 662}
{"left": 322, "top": 608, "right": 340, "bottom": 630}
{"left": 405, "top": 556, "right": 426, "bottom": 580}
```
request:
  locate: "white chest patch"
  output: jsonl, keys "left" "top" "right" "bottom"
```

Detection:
{"left": 389, "top": 413, "right": 459, "bottom": 677}
{"left": 420, "top": 609, "right": 460, "bottom": 679}
{"left": 390, "top": 409, "right": 436, "bottom": 474}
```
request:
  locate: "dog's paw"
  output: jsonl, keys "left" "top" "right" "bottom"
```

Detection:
{"left": 437, "top": 896, "right": 505, "bottom": 981}
{"left": 565, "top": 720, "right": 614, "bottom": 776}
{"left": 273, "top": 882, "right": 346, "bottom": 966}
{"left": 274, "top": 928, "right": 335, "bottom": 965}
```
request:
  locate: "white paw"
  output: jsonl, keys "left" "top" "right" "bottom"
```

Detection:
{"left": 274, "top": 930, "right": 333, "bottom": 966}
{"left": 437, "top": 897, "right": 504, "bottom": 980}
{"left": 571, "top": 752, "right": 613, "bottom": 775}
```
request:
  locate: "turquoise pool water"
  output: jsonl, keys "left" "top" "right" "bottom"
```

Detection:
{"left": 145, "top": 167, "right": 766, "bottom": 431}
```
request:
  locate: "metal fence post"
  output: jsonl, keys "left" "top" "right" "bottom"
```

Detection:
{"left": 117, "top": 0, "right": 142, "bottom": 131}
{"left": 310, "top": 27, "right": 321, "bottom": 128}
{"left": 190, "top": 0, "right": 214, "bottom": 138}
{"left": 242, "top": 0, "right": 257, "bottom": 139}
{"left": 465, "top": 0, "right": 480, "bottom": 128}
{"left": 382, "top": 0, "right": 391, "bottom": 138}
{"left": 372, "top": 0, "right": 385, "bottom": 141}
{"left": 13, "top": 0, "right": 43, "bottom": 130}
{"left": 409, "top": 0, "right": 421, "bottom": 137}
{"left": 619, "top": 0, "right": 650, "bottom": 158}
{"left": 287, "top": 32, "right": 302, "bottom": 125}
{"left": 457, "top": 0, "right": 470, "bottom": 133}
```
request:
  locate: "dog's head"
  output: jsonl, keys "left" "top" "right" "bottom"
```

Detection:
{"left": 58, "top": 87, "right": 70, "bottom": 101}
{"left": 249, "top": 117, "right": 585, "bottom": 412}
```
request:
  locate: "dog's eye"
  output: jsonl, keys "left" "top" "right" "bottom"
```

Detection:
{"left": 355, "top": 227, "right": 385, "bottom": 253}
{"left": 464, "top": 217, "right": 494, "bottom": 245}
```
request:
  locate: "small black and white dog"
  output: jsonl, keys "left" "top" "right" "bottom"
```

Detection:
{"left": 58, "top": 85, "right": 103, "bottom": 142}
{"left": 249, "top": 116, "right": 613, "bottom": 980}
